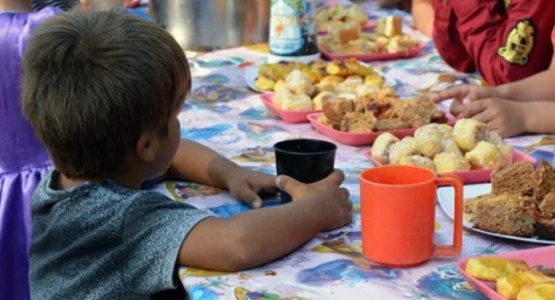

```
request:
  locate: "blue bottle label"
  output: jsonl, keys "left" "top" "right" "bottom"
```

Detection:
{"left": 269, "top": 0, "right": 318, "bottom": 56}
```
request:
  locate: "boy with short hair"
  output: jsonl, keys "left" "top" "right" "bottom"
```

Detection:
{"left": 23, "top": 10, "right": 353, "bottom": 299}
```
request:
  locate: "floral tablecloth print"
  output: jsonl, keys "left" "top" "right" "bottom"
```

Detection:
{"left": 150, "top": 2, "right": 555, "bottom": 299}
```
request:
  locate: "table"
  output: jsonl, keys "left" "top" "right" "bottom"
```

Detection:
{"left": 151, "top": 2, "right": 555, "bottom": 299}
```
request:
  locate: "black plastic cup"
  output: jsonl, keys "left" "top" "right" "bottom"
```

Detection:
{"left": 273, "top": 139, "right": 337, "bottom": 204}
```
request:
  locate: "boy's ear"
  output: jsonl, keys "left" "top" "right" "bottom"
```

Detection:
{"left": 136, "top": 132, "right": 159, "bottom": 162}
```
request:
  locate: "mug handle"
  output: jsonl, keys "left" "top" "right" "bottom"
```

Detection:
{"left": 433, "top": 173, "right": 463, "bottom": 258}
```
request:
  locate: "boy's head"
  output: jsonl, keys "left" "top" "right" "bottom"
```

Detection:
{"left": 22, "top": 9, "right": 190, "bottom": 180}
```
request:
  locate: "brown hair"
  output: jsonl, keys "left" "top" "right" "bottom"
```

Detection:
{"left": 22, "top": 9, "right": 190, "bottom": 179}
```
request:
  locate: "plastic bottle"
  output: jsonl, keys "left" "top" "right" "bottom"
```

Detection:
{"left": 268, "top": 0, "right": 320, "bottom": 62}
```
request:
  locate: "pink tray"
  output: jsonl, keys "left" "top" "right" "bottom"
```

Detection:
{"left": 307, "top": 112, "right": 418, "bottom": 146}
{"left": 317, "top": 21, "right": 376, "bottom": 35}
{"left": 261, "top": 93, "right": 320, "bottom": 124}
{"left": 320, "top": 41, "right": 424, "bottom": 62}
{"left": 362, "top": 149, "right": 536, "bottom": 184}
{"left": 457, "top": 246, "right": 555, "bottom": 300}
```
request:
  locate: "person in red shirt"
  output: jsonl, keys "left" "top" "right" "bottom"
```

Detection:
{"left": 432, "top": 26, "right": 555, "bottom": 138}
{"left": 428, "top": 0, "right": 555, "bottom": 86}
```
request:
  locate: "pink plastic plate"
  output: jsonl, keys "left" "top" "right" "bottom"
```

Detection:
{"left": 457, "top": 246, "right": 555, "bottom": 300}
{"left": 319, "top": 41, "right": 424, "bottom": 62}
{"left": 261, "top": 93, "right": 320, "bottom": 124}
{"left": 307, "top": 112, "right": 418, "bottom": 146}
{"left": 362, "top": 149, "right": 536, "bottom": 184}
{"left": 317, "top": 21, "right": 376, "bottom": 35}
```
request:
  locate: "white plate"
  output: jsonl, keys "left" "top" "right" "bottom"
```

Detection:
{"left": 244, "top": 66, "right": 265, "bottom": 92}
{"left": 437, "top": 184, "right": 555, "bottom": 245}
{"left": 244, "top": 64, "right": 397, "bottom": 94}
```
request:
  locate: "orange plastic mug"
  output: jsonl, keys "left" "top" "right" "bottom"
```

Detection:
{"left": 359, "top": 165, "right": 463, "bottom": 267}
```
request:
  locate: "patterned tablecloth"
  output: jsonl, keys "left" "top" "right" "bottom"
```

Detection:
{"left": 149, "top": 2, "right": 555, "bottom": 299}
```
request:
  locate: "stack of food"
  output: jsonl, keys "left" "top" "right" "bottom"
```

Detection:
{"left": 465, "top": 256, "right": 555, "bottom": 299}
{"left": 318, "top": 94, "right": 446, "bottom": 133}
{"left": 464, "top": 160, "right": 555, "bottom": 240}
{"left": 371, "top": 118, "right": 513, "bottom": 171}
{"left": 314, "top": 4, "right": 369, "bottom": 32}
{"left": 254, "top": 59, "right": 381, "bottom": 92}
{"left": 257, "top": 59, "right": 393, "bottom": 112}
{"left": 319, "top": 15, "right": 419, "bottom": 55}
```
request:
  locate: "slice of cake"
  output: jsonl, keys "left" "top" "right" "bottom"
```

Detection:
{"left": 376, "top": 16, "right": 402, "bottom": 37}
{"left": 533, "top": 160, "right": 555, "bottom": 202}
{"left": 536, "top": 218, "right": 555, "bottom": 240}
{"left": 330, "top": 21, "right": 361, "bottom": 44}
{"left": 539, "top": 191, "right": 555, "bottom": 220}
{"left": 472, "top": 193, "right": 536, "bottom": 237}
{"left": 491, "top": 161, "right": 535, "bottom": 197}
{"left": 464, "top": 193, "right": 494, "bottom": 222}
{"left": 464, "top": 194, "right": 495, "bottom": 222}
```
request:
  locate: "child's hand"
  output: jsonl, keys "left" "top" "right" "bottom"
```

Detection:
{"left": 226, "top": 169, "right": 279, "bottom": 209}
{"left": 432, "top": 85, "right": 500, "bottom": 117}
{"left": 276, "top": 170, "right": 352, "bottom": 231}
{"left": 458, "top": 98, "right": 527, "bottom": 138}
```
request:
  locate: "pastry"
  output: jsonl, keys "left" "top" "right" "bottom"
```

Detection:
{"left": 433, "top": 152, "right": 471, "bottom": 173}
{"left": 465, "top": 141, "right": 502, "bottom": 169}
{"left": 388, "top": 137, "right": 419, "bottom": 165}
{"left": 345, "top": 5, "right": 369, "bottom": 26}
{"left": 386, "top": 34, "right": 418, "bottom": 53}
{"left": 280, "top": 93, "right": 313, "bottom": 111}
{"left": 364, "top": 74, "right": 384, "bottom": 87}
{"left": 453, "top": 118, "right": 488, "bottom": 152}
{"left": 371, "top": 132, "right": 400, "bottom": 164}
{"left": 442, "top": 138, "right": 463, "bottom": 157}
{"left": 394, "top": 97, "right": 446, "bottom": 128}
{"left": 374, "top": 118, "right": 411, "bottom": 131}
{"left": 398, "top": 155, "right": 435, "bottom": 171}
{"left": 354, "top": 84, "right": 380, "bottom": 98}
{"left": 285, "top": 70, "right": 314, "bottom": 96}
{"left": 335, "top": 75, "right": 364, "bottom": 93}
{"left": 312, "top": 92, "right": 336, "bottom": 110}
{"left": 414, "top": 124, "right": 453, "bottom": 158}
{"left": 322, "top": 98, "right": 355, "bottom": 128}
{"left": 339, "top": 111, "right": 376, "bottom": 133}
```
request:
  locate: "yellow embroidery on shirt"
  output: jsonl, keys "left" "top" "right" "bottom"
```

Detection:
{"left": 498, "top": 19, "right": 536, "bottom": 66}
{"left": 503, "top": 0, "right": 511, "bottom": 9}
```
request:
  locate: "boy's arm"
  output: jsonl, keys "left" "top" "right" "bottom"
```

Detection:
{"left": 167, "top": 140, "right": 277, "bottom": 207}
{"left": 167, "top": 139, "right": 243, "bottom": 188}
{"left": 451, "top": 0, "right": 555, "bottom": 85}
{"left": 178, "top": 171, "right": 353, "bottom": 271}
{"left": 495, "top": 51, "right": 555, "bottom": 102}
{"left": 412, "top": 0, "right": 433, "bottom": 36}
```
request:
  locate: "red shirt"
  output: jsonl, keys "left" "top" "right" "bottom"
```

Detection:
{"left": 432, "top": 0, "right": 555, "bottom": 86}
